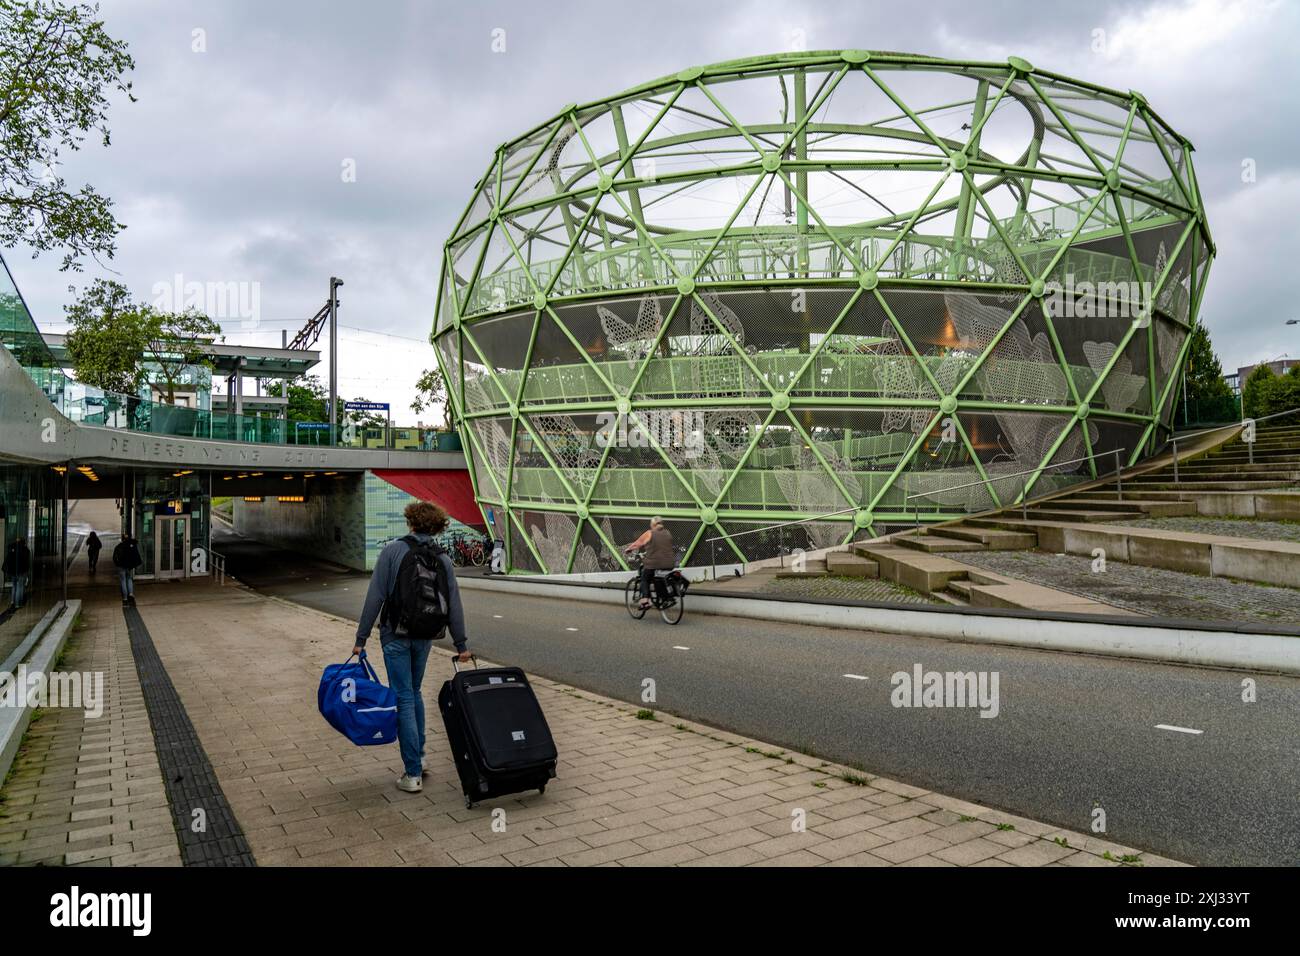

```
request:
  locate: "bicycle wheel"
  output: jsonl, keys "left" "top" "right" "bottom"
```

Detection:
{"left": 625, "top": 577, "right": 646, "bottom": 619}
{"left": 471, "top": 543, "right": 486, "bottom": 567}
{"left": 660, "top": 590, "right": 684, "bottom": 625}
{"left": 452, "top": 549, "right": 465, "bottom": 568}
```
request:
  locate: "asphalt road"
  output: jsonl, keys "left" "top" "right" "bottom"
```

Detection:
{"left": 213, "top": 526, "right": 1300, "bottom": 866}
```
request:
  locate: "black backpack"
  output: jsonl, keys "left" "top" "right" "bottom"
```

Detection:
{"left": 384, "top": 536, "right": 450, "bottom": 639}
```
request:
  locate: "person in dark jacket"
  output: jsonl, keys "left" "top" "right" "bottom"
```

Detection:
{"left": 623, "top": 516, "right": 675, "bottom": 610}
{"left": 3, "top": 539, "right": 32, "bottom": 609}
{"left": 112, "top": 534, "right": 143, "bottom": 606}
{"left": 86, "top": 531, "right": 103, "bottom": 573}
{"left": 354, "top": 501, "right": 470, "bottom": 794}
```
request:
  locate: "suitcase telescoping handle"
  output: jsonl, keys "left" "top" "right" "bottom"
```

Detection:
{"left": 451, "top": 653, "right": 478, "bottom": 672}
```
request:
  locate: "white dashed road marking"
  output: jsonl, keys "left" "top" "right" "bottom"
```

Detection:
{"left": 672, "top": 646, "right": 690, "bottom": 651}
{"left": 493, "top": 614, "right": 503, "bottom": 619}
{"left": 566, "top": 627, "right": 579, "bottom": 632}
{"left": 842, "top": 674, "right": 870, "bottom": 681}
{"left": 1155, "top": 724, "right": 1204, "bottom": 735}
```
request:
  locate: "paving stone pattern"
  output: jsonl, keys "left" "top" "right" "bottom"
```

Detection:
{"left": 958, "top": 550, "right": 1300, "bottom": 627}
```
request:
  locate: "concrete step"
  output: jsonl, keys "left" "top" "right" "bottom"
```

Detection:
{"left": 853, "top": 543, "right": 972, "bottom": 593}
{"left": 825, "top": 552, "right": 879, "bottom": 578}
{"left": 965, "top": 516, "right": 1300, "bottom": 589}
{"left": 1125, "top": 480, "right": 1290, "bottom": 491}
{"left": 1081, "top": 488, "right": 1300, "bottom": 518}
{"left": 1024, "top": 508, "right": 1145, "bottom": 522}
{"left": 931, "top": 590, "right": 969, "bottom": 607}
{"left": 895, "top": 533, "right": 987, "bottom": 554}
{"left": 947, "top": 578, "right": 974, "bottom": 598}
{"left": 1050, "top": 497, "right": 1198, "bottom": 517}
{"left": 930, "top": 525, "right": 1038, "bottom": 550}
{"left": 774, "top": 570, "right": 829, "bottom": 580}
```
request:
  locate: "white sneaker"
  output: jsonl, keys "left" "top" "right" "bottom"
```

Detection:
{"left": 396, "top": 773, "right": 423, "bottom": 793}
{"left": 421, "top": 756, "right": 428, "bottom": 775}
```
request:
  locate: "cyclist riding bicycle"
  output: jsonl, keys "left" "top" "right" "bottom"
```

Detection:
{"left": 623, "top": 516, "right": 674, "bottom": 610}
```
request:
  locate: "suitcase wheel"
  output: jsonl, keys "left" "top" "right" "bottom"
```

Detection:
{"left": 465, "top": 797, "right": 475, "bottom": 810}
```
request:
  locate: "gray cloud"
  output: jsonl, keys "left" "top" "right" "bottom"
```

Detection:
{"left": 6, "top": 0, "right": 1297, "bottom": 413}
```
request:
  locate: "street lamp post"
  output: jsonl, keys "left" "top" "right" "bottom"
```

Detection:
{"left": 329, "top": 277, "right": 344, "bottom": 445}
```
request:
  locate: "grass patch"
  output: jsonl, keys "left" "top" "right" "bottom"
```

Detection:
{"left": 635, "top": 709, "right": 658, "bottom": 721}
{"left": 995, "top": 823, "right": 1016, "bottom": 832}
{"left": 840, "top": 772, "right": 870, "bottom": 787}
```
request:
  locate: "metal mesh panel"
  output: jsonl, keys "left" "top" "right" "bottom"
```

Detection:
{"left": 508, "top": 511, "right": 544, "bottom": 573}
{"left": 439, "top": 53, "right": 1211, "bottom": 573}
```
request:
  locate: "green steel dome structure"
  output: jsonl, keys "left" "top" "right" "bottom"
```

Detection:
{"left": 434, "top": 50, "right": 1213, "bottom": 574}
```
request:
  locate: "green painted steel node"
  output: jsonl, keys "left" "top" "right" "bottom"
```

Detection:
{"left": 1130, "top": 90, "right": 1148, "bottom": 106}
{"left": 576, "top": 505, "right": 589, "bottom": 520}
{"left": 440, "top": 50, "right": 1212, "bottom": 575}
{"left": 488, "top": 207, "right": 499, "bottom": 222}
{"left": 559, "top": 102, "right": 576, "bottom": 115}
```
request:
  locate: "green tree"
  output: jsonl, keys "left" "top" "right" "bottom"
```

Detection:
{"left": 411, "top": 366, "right": 451, "bottom": 428}
{"left": 63, "top": 277, "right": 148, "bottom": 393}
{"left": 1178, "top": 324, "right": 1237, "bottom": 424}
{"left": 1241, "top": 364, "right": 1276, "bottom": 420}
{"left": 140, "top": 307, "right": 221, "bottom": 403}
{"left": 0, "top": 1, "right": 135, "bottom": 270}
{"left": 266, "top": 375, "right": 330, "bottom": 422}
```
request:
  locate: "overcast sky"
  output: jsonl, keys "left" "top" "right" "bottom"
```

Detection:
{"left": 7, "top": 0, "right": 1298, "bottom": 418}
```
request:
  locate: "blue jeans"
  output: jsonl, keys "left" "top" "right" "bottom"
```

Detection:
{"left": 381, "top": 636, "right": 433, "bottom": 778}
{"left": 10, "top": 575, "right": 26, "bottom": 608}
{"left": 118, "top": 569, "right": 134, "bottom": 599}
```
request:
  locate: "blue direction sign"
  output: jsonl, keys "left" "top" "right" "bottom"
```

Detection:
{"left": 295, "top": 422, "right": 331, "bottom": 431}
{"left": 345, "top": 401, "right": 390, "bottom": 412}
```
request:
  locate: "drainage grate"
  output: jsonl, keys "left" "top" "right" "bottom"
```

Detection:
{"left": 123, "top": 606, "right": 256, "bottom": 867}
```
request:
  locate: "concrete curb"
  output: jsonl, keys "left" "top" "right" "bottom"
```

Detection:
{"left": 458, "top": 576, "right": 1300, "bottom": 675}
{"left": 0, "top": 600, "right": 82, "bottom": 785}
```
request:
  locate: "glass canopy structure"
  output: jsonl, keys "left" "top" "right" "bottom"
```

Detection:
{"left": 434, "top": 50, "right": 1213, "bottom": 573}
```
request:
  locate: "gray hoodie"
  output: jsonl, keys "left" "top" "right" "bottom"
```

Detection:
{"left": 355, "top": 534, "right": 467, "bottom": 652}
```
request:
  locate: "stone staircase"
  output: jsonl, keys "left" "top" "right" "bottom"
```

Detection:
{"left": 838, "top": 421, "right": 1300, "bottom": 611}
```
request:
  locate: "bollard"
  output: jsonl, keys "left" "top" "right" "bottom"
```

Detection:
{"left": 1172, "top": 438, "right": 1179, "bottom": 484}
{"left": 1114, "top": 447, "right": 1124, "bottom": 501}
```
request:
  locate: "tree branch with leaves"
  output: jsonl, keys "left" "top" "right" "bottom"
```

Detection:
{"left": 0, "top": 0, "right": 134, "bottom": 270}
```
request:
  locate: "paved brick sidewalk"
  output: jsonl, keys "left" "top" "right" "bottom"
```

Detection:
{"left": 3, "top": 578, "right": 1186, "bottom": 867}
{"left": 0, "top": 591, "right": 182, "bottom": 866}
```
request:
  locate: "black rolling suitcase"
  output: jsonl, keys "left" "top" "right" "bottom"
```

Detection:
{"left": 438, "top": 655, "right": 557, "bottom": 808}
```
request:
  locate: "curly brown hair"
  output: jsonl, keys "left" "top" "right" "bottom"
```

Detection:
{"left": 404, "top": 501, "right": 449, "bottom": 536}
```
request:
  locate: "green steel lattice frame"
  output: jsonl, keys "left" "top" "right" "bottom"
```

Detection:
{"left": 431, "top": 50, "right": 1214, "bottom": 574}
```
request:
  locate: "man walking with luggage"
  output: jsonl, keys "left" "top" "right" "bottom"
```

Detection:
{"left": 354, "top": 501, "right": 470, "bottom": 794}
{"left": 112, "top": 533, "right": 143, "bottom": 606}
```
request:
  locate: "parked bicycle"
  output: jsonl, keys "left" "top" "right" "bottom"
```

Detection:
{"left": 624, "top": 548, "right": 688, "bottom": 625}
{"left": 440, "top": 530, "right": 486, "bottom": 567}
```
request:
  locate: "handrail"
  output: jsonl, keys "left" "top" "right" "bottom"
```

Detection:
{"left": 903, "top": 450, "right": 1121, "bottom": 502}
{"left": 1166, "top": 405, "right": 1300, "bottom": 478}
{"left": 211, "top": 550, "right": 226, "bottom": 586}
{"left": 1171, "top": 405, "right": 1300, "bottom": 444}
{"left": 905, "top": 448, "right": 1127, "bottom": 526}
{"left": 703, "top": 506, "right": 858, "bottom": 578}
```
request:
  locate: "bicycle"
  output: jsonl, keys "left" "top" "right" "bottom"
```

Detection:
{"left": 623, "top": 549, "right": 688, "bottom": 625}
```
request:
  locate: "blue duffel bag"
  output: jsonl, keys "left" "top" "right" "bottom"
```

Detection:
{"left": 318, "top": 652, "right": 398, "bottom": 746}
